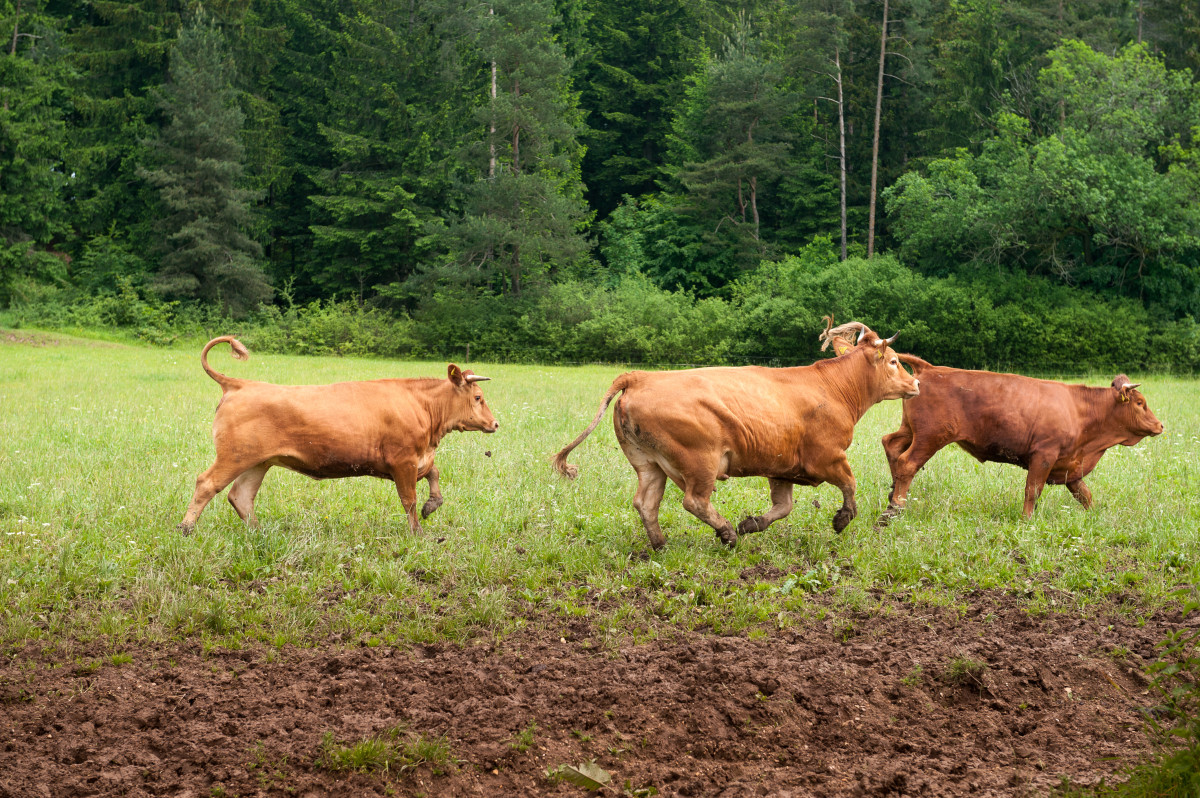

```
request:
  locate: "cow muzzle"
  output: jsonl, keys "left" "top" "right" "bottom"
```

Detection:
{"left": 905, "top": 378, "right": 920, "bottom": 398}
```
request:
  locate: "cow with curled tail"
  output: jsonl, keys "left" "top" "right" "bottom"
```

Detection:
{"left": 178, "top": 336, "right": 498, "bottom": 536}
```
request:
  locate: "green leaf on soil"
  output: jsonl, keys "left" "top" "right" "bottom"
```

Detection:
{"left": 548, "top": 759, "right": 611, "bottom": 790}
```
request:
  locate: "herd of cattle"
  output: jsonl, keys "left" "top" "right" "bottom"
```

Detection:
{"left": 178, "top": 321, "right": 1163, "bottom": 549}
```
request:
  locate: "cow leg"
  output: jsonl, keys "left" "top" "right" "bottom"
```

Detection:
{"left": 631, "top": 462, "right": 669, "bottom": 550}
{"left": 421, "top": 464, "right": 444, "bottom": 519}
{"left": 227, "top": 463, "right": 270, "bottom": 527}
{"left": 389, "top": 463, "right": 422, "bottom": 532}
{"left": 1022, "top": 451, "right": 1057, "bottom": 518}
{"left": 877, "top": 437, "right": 947, "bottom": 525}
{"left": 178, "top": 459, "right": 254, "bottom": 535}
{"left": 1066, "top": 478, "right": 1093, "bottom": 510}
{"left": 825, "top": 456, "right": 858, "bottom": 533}
{"left": 680, "top": 475, "right": 737, "bottom": 547}
{"left": 881, "top": 426, "right": 913, "bottom": 504}
{"left": 737, "top": 479, "right": 794, "bottom": 535}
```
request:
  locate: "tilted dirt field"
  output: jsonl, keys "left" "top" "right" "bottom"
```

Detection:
{"left": 2, "top": 592, "right": 1193, "bottom": 798}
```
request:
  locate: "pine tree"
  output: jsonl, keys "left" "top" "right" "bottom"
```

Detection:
{"left": 139, "top": 11, "right": 270, "bottom": 316}
{"left": 574, "top": 0, "right": 703, "bottom": 221}
{"left": 0, "top": 0, "right": 70, "bottom": 304}
{"left": 443, "top": 0, "right": 591, "bottom": 296}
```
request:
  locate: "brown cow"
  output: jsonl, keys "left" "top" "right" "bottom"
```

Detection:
{"left": 879, "top": 356, "right": 1163, "bottom": 522}
{"left": 553, "top": 322, "right": 920, "bottom": 548}
{"left": 177, "top": 336, "right": 499, "bottom": 535}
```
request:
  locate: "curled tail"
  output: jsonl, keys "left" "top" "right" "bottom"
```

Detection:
{"left": 200, "top": 336, "right": 250, "bottom": 389}
{"left": 553, "top": 373, "right": 636, "bottom": 479}
{"left": 898, "top": 353, "right": 933, "bottom": 374}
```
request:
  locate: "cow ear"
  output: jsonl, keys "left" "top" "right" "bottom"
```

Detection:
{"left": 1111, "top": 374, "right": 1137, "bottom": 402}
{"left": 447, "top": 364, "right": 465, "bottom": 386}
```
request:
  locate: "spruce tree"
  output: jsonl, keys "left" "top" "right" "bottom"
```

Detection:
{"left": 442, "top": 0, "right": 591, "bottom": 296}
{"left": 139, "top": 11, "right": 270, "bottom": 316}
{"left": 0, "top": 1, "right": 70, "bottom": 304}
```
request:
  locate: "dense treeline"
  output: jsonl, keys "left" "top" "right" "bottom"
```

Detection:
{"left": 3, "top": 0, "right": 1199, "bottom": 369}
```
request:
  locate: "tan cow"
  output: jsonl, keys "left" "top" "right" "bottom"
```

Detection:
{"left": 178, "top": 336, "right": 498, "bottom": 535}
{"left": 553, "top": 322, "right": 919, "bottom": 548}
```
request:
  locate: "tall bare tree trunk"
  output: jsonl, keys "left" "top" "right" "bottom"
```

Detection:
{"left": 9, "top": 0, "right": 20, "bottom": 56}
{"left": 867, "top": 0, "right": 888, "bottom": 259}
{"left": 489, "top": 13, "right": 497, "bottom": 180}
{"left": 835, "top": 45, "right": 847, "bottom": 262}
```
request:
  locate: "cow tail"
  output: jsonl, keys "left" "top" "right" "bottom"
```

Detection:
{"left": 200, "top": 336, "right": 250, "bottom": 390}
{"left": 898, "top": 353, "right": 933, "bottom": 374}
{"left": 552, "top": 373, "right": 634, "bottom": 479}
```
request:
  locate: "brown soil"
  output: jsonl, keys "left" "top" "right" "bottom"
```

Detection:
{"left": 1, "top": 592, "right": 1192, "bottom": 798}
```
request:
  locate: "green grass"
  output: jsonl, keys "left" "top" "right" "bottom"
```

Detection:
{"left": 1, "top": 333, "right": 1198, "bottom": 650}
{"left": 317, "top": 727, "right": 454, "bottom": 774}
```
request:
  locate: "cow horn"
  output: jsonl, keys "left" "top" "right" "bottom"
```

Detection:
{"left": 856, "top": 327, "right": 867, "bottom": 344}
{"left": 1123, "top": 382, "right": 1140, "bottom": 391}
{"left": 465, "top": 374, "right": 490, "bottom": 383}
{"left": 884, "top": 332, "right": 899, "bottom": 345}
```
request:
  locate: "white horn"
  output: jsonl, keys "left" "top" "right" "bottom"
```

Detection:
{"left": 856, "top": 327, "right": 867, "bottom": 344}
{"left": 465, "top": 375, "right": 490, "bottom": 383}
{"left": 1123, "top": 382, "right": 1140, "bottom": 391}
{"left": 884, "top": 332, "right": 899, "bottom": 345}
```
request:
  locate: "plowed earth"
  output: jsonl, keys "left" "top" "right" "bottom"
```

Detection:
{"left": 2, "top": 592, "right": 1193, "bottom": 798}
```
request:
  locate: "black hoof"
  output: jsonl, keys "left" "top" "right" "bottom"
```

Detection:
{"left": 420, "top": 497, "right": 443, "bottom": 519}
{"left": 716, "top": 528, "right": 738, "bottom": 547}
{"left": 737, "top": 516, "right": 764, "bottom": 535}
{"left": 832, "top": 511, "right": 853, "bottom": 533}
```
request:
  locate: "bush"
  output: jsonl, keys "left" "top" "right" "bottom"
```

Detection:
{"left": 242, "top": 300, "right": 418, "bottom": 358}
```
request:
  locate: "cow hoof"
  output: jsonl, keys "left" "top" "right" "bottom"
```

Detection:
{"left": 177, "top": 522, "right": 195, "bottom": 537}
{"left": 832, "top": 510, "right": 853, "bottom": 533}
{"left": 420, "top": 497, "right": 443, "bottom": 519}
{"left": 716, "top": 528, "right": 738, "bottom": 547}
{"left": 737, "top": 516, "right": 765, "bottom": 535}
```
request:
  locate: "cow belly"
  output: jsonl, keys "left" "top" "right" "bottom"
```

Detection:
{"left": 269, "top": 455, "right": 391, "bottom": 481}
{"left": 957, "top": 441, "right": 1029, "bottom": 468}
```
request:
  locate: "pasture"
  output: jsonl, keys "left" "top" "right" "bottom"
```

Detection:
{"left": 1, "top": 330, "right": 1198, "bottom": 796}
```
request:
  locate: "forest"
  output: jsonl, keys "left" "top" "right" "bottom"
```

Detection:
{"left": 3, "top": 0, "right": 1200, "bottom": 370}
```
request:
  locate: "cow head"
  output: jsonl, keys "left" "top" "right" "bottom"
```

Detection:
{"left": 821, "top": 321, "right": 919, "bottom": 399}
{"left": 1110, "top": 374, "right": 1163, "bottom": 442}
{"left": 448, "top": 364, "right": 500, "bottom": 433}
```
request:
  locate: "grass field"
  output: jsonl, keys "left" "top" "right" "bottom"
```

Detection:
{"left": 1, "top": 330, "right": 1198, "bottom": 652}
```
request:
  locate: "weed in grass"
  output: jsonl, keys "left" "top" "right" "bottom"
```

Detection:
{"left": 945, "top": 656, "right": 989, "bottom": 688}
{"left": 511, "top": 722, "right": 537, "bottom": 753}
{"left": 108, "top": 652, "right": 132, "bottom": 666}
{"left": 900, "top": 665, "right": 924, "bottom": 687}
{"left": 317, "top": 727, "right": 454, "bottom": 776}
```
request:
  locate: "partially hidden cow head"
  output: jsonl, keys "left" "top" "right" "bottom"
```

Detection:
{"left": 820, "top": 319, "right": 919, "bottom": 400}
{"left": 448, "top": 364, "right": 500, "bottom": 433}
{"left": 1110, "top": 374, "right": 1163, "bottom": 442}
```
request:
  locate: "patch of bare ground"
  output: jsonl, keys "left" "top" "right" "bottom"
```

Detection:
{"left": 0, "top": 330, "right": 121, "bottom": 348}
{"left": 1, "top": 591, "right": 1193, "bottom": 798}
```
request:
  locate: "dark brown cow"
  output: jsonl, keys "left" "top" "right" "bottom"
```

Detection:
{"left": 879, "top": 356, "right": 1163, "bottom": 522}
{"left": 553, "top": 322, "right": 920, "bottom": 548}
{"left": 178, "top": 336, "right": 499, "bottom": 535}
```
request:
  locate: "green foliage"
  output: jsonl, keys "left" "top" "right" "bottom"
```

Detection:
{"left": 887, "top": 43, "right": 1200, "bottom": 316}
{"left": 139, "top": 11, "right": 270, "bottom": 317}
{"left": 243, "top": 299, "right": 418, "bottom": 359}
{"left": 0, "top": 13, "right": 71, "bottom": 306}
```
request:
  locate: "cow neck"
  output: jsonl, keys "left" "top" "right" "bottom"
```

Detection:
{"left": 1075, "top": 387, "right": 1132, "bottom": 451}
{"left": 416, "top": 380, "right": 458, "bottom": 447}
{"left": 812, "top": 348, "right": 877, "bottom": 422}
